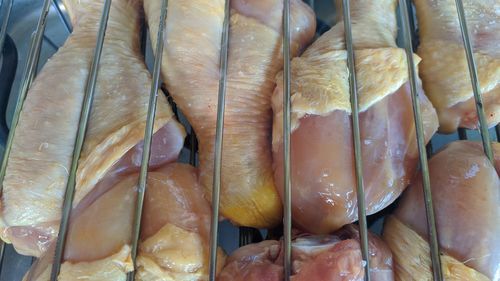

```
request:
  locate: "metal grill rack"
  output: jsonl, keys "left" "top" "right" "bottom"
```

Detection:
{"left": 0, "top": 0, "right": 498, "bottom": 280}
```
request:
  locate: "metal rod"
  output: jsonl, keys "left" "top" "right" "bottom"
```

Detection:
{"left": 43, "top": 34, "right": 60, "bottom": 50}
{"left": 52, "top": 0, "right": 72, "bottom": 33}
{"left": 208, "top": 0, "right": 230, "bottom": 279}
{"left": 399, "top": 1, "right": 443, "bottom": 280}
{"left": 239, "top": 227, "right": 261, "bottom": 247}
{"left": 50, "top": 1, "right": 112, "bottom": 279}
{"left": 282, "top": 0, "right": 292, "bottom": 280}
{"left": 0, "top": 0, "right": 51, "bottom": 189}
{"left": 341, "top": 1, "right": 370, "bottom": 280}
{"left": 0, "top": 0, "right": 52, "bottom": 268}
{"left": 454, "top": 0, "right": 493, "bottom": 162}
{"left": 0, "top": 0, "right": 12, "bottom": 53}
{"left": 126, "top": 0, "right": 169, "bottom": 280}
{"left": 426, "top": 142, "right": 433, "bottom": 158}
{"left": 31, "top": 33, "right": 43, "bottom": 80}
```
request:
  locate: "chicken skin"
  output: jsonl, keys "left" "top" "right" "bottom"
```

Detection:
{"left": 272, "top": 0, "right": 438, "bottom": 234}
{"left": 218, "top": 225, "right": 394, "bottom": 281}
{"left": 144, "top": 0, "right": 316, "bottom": 228}
{"left": 414, "top": 0, "right": 500, "bottom": 133}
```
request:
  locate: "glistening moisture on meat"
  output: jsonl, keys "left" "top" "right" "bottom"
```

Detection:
{"left": 272, "top": 0, "right": 439, "bottom": 234}
{"left": 0, "top": 0, "right": 185, "bottom": 257}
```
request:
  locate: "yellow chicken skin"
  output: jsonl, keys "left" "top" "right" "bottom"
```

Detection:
{"left": 383, "top": 141, "right": 500, "bottom": 281}
{"left": 24, "top": 163, "right": 225, "bottom": 281}
{"left": 414, "top": 0, "right": 500, "bottom": 133}
{"left": 0, "top": 0, "right": 185, "bottom": 257}
{"left": 144, "top": 0, "right": 316, "bottom": 228}
{"left": 272, "top": 0, "right": 438, "bottom": 234}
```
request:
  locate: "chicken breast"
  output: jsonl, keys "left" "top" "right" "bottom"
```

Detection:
{"left": 0, "top": 0, "right": 185, "bottom": 257}
{"left": 144, "top": 0, "right": 316, "bottom": 228}
{"left": 24, "top": 163, "right": 225, "bottom": 281}
{"left": 383, "top": 141, "right": 500, "bottom": 280}
{"left": 217, "top": 225, "right": 393, "bottom": 281}
{"left": 414, "top": 0, "right": 500, "bottom": 133}
{"left": 272, "top": 0, "right": 438, "bottom": 234}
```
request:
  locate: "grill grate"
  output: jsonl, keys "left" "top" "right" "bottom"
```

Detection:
{"left": 0, "top": 0, "right": 498, "bottom": 280}
{"left": 340, "top": 0, "right": 371, "bottom": 278}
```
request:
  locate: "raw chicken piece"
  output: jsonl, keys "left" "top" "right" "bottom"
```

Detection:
{"left": 414, "top": 0, "right": 500, "bottom": 133}
{"left": 217, "top": 225, "right": 394, "bottom": 281}
{"left": 0, "top": 0, "right": 185, "bottom": 257}
{"left": 144, "top": 0, "right": 316, "bottom": 228}
{"left": 272, "top": 0, "right": 438, "bottom": 234}
{"left": 24, "top": 163, "right": 225, "bottom": 281}
{"left": 383, "top": 141, "right": 500, "bottom": 280}
{"left": 136, "top": 163, "right": 226, "bottom": 281}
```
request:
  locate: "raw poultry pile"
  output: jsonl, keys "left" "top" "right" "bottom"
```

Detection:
{"left": 0, "top": 0, "right": 498, "bottom": 280}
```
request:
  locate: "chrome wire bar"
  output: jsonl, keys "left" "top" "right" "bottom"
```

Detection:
{"left": 454, "top": 0, "right": 494, "bottom": 162}
{"left": 0, "top": 0, "right": 52, "bottom": 269}
{"left": 0, "top": 0, "right": 13, "bottom": 268}
{"left": 341, "top": 1, "right": 370, "bottom": 279}
{"left": 52, "top": 0, "right": 72, "bottom": 33}
{"left": 282, "top": 0, "right": 292, "bottom": 280}
{"left": 398, "top": 1, "right": 443, "bottom": 280}
{"left": 127, "top": 0, "right": 169, "bottom": 280}
{"left": 208, "top": 0, "right": 230, "bottom": 279}
{"left": 50, "top": 1, "right": 112, "bottom": 279}
{"left": 0, "top": 0, "right": 12, "bottom": 54}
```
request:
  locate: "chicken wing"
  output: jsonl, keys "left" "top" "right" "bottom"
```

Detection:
{"left": 24, "top": 163, "right": 225, "bottom": 281}
{"left": 414, "top": 0, "right": 500, "bottom": 132}
{"left": 272, "top": 0, "right": 438, "bottom": 234}
{"left": 217, "top": 225, "right": 393, "bottom": 281}
{"left": 144, "top": 0, "right": 316, "bottom": 228}
{"left": 383, "top": 141, "right": 500, "bottom": 280}
{"left": 0, "top": 0, "right": 185, "bottom": 257}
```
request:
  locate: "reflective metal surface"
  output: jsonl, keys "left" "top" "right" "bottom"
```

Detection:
{"left": 341, "top": 1, "right": 370, "bottom": 279}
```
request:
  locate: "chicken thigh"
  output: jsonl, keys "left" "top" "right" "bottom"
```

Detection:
{"left": 383, "top": 141, "right": 500, "bottom": 280}
{"left": 0, "top": 0, "right": 185, "bottom": 257}
{"left": 272, "top": 0, "right": 438, "bottom": 234}
{"left": 144, "top": 0, "right": 316, "bottom": 228}
{"left": 217, "top": 225, "right": 393, "bottom": 281}
{"left": 414, "top": 0, "right": 500, "bottom": 132}
{"left": 24, "top": 163, "right": 225, "bottom": 281}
